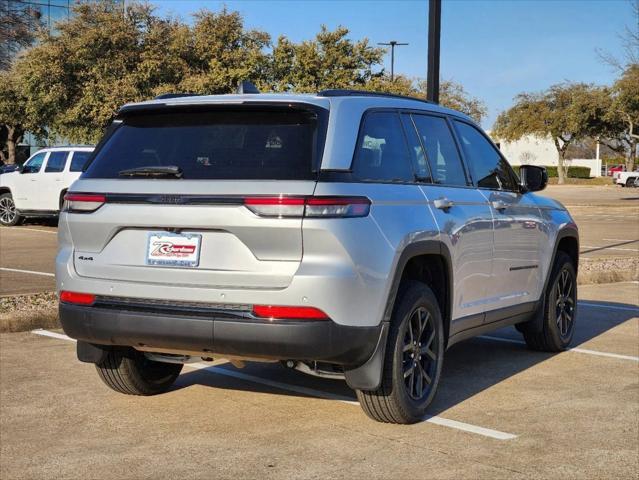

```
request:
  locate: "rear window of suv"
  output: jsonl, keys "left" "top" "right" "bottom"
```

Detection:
{"left": 83, "top": 108, "right": 325, "bottom": 180}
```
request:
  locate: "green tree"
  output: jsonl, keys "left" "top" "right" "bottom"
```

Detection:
{"left": 268, "top": 26, "right": 384, "bottom": 92}
{"left": 179, "top": 8, "right": 271, "bottom": 94}
{"left": 493, "top": 83, "right": 608, "bottom": 184}
{"left": 0, "top": 69, "right": 47, "bottom": 164}
{"left": 601, "top": 65, "right": 639, "bottom": 171}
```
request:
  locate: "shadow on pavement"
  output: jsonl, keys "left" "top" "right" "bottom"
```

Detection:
{"left": 174, "top": 299, "right": 638, "bottom": 416}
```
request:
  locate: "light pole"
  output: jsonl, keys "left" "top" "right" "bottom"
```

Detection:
{"left": 427, "top": 0, "right": 442, "bottom": 103}
{"left": 377, "top": 40, "right": 409, "bottom": 82}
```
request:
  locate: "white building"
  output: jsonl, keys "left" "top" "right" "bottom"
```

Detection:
{"left": 488, "top": 133, "right": 601, "bottom": 177}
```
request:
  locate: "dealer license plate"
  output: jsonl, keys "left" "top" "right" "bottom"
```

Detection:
{"left": 146, "top": 232, "right": 202, "bottom": 267}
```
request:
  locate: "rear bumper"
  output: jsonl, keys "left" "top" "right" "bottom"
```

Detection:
{"left": 59, "top": 303, "right": 381, "bottom": 367}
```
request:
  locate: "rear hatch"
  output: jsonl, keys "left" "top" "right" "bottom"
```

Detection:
{"left": 64, "top": 104, "right": 327, "bottom": 289}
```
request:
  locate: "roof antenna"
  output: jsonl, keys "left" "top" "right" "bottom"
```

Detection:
{"left": 236, "top": 80, "right": 260, "bottom": 94}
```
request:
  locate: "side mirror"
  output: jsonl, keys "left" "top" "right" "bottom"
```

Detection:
{"left": 519, "top": 165, "right": 547, "bottom": 192}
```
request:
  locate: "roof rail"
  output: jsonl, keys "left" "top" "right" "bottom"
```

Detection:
{"left": 154, "top": 93, "right": 202, "bottom": 100}
{"left": 317, "top": 89, "right": 432, "bottom": 105}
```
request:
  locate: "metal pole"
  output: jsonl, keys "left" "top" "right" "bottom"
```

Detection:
{"left": 390, "top": 43, "right": 395, "bottom": 81}
{"left": 378, "top": 41, "right": 409, "bottom": 82}
{"left": 427, "top": 0, "right": 441, "bottom": 103}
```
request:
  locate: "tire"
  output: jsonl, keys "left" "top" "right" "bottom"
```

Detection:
{"left": 96, "top": 348, "right": 183, "bottom": 395}
{"left": 356, "top": 281, "right": 444, "bottom": 424}
{"left": 627, "top": 177, "right": 637, "bottom": 188}
{"left": 523, "top": 252, "right": 577, "bottom": 352}
{"left": 0, "top": 192, "right": 21, "bottom": 227}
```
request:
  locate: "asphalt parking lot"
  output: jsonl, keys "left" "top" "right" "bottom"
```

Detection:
{"left": 0, "top": 184, "right": 638, "bottom": 478}
{"left": 1, "top": 282, "right": 637, "bottom": 479}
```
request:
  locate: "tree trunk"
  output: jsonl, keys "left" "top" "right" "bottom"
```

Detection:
{"left": 557, "top": 153, "right": 566, "bottom": 184}
{"left": 553, "top": 137, "right": 567, "bottom": 184}
{"left": 5, "top": 126, "right": 23, "bottom": 165}
{"left": 625, "top": 138, "right": 637, "bottom": 172}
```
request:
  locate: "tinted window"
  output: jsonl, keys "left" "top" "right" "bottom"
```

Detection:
{"left": 453, "top": 121, "right": 516, "bottom": 190}
{"left": 84, "top": 109, "right": 324, "bottom": 180}
{"left": 352, "top": 111, "right": 414, "bottom": 182}
{"left": 22, "top": 152, "right": 46, "bottom": 173}
{"left": 411, "top": 115, "right": 467, "bottom": 186}
{"left": 70, "top": 151, "right": 92, "bottom": 172}
{"left": 44, "top": 151, "right": 68, "bottom": 173}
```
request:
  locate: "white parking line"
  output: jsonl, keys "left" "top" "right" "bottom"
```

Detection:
{"left": 183, "top": 363, "right": 518, "bottom": 440}
{"left": 579, "top": 301, "right": 639, "bottom": 312}
{"left": 0, "top": 267, "right": 54, "bottom": 277}
{"left": 602, "top": 238, "right": 637, "bottom": 242}
{"left": 30, "top": 329, "right": 517, "bottom": 440}
{"left": 479, "top": 335, "right": 639, "bottom": 362}
{"left": 581, "top": 245, "right": 639, "bottom": 252}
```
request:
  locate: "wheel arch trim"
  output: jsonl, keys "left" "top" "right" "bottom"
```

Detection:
{"left": 344, "top": 240, "right": 452, "bottom": 391}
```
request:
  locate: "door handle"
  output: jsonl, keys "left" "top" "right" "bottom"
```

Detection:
{"left": 492, "top": 200, "right": 508, "bottom": 211}
{"left": 434, "top": 198, "right": 454, "bottom": 210}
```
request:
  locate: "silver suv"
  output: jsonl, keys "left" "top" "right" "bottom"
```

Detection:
{"left": 57, "top": 89, "right": 579, "bottom": 424}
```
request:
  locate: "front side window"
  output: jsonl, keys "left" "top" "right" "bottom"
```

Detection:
{"left": 22, "top": 152, "right": 46, "bottom": 174}
{"left": 453, "top": 121, "right": 517, "bottom": 191}
{"left": 411, "top": 114, "right": 467, "bottom": 186}
{"left": 352, "top": 111, "right": 414, "bottom": 182}
{"left": 44, "top": 151, "right": 69, "bottom": 173}
{"left": 70, "top": 151, "right": 92, "bottom": 172}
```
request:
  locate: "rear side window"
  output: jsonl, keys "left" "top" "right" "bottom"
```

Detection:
{"left": 84, "top": 108, "right": 324, "bottom": 180}
{"left": 44, "top": 151, "right": 68, "bottom": 173}
{"left": 452, "top": 121, "right": 517, "bottom": 191}
{"left": 70, "top": 151, "right": 92, "bottom": 172}
{"left": 411, "top": 115, "right": 467, "bottom": 186}
{"left": 352, "top": 111, "right": 414, "bottom": 182}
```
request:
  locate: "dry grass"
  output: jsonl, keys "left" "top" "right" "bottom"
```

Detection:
{"left": 548, "top": 177, "right": 616, "bottom": 186}
{"left": 0, "top": 292, "right": 60, "bottom": 333}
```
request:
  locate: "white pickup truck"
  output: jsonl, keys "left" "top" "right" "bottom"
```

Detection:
{"left": 613, "top": 169, "right": 639, "bottom": 187}
{"left": 0, "top": 147, "right": 94, "bottom": 226}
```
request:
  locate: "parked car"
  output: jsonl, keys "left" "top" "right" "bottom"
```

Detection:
{"left": 606, "top": 164, "right": 625, "bottom": 176}
{"left": 0, "top": 146, "right": 94, "bottom": 226}
{"left": 56, "top": 88, "right": 579, "bottom": 424}
{"left": 0, "top": 160, "right": 20, "bottom": 174}
{"left": 612, "top": 169, "right": 639, "bottom": 187}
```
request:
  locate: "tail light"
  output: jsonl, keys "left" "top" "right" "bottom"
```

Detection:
{"left": 244, "top": 196, "right": 370, "bottom": 218}
{"left": 60, "top": 291, "right": 96, "bottom": 305}
{"left": 63, "top": 193, "right": 106, "bottom": 213}
{"left": 252, "top": 305, "right": 329, "bottom": 320}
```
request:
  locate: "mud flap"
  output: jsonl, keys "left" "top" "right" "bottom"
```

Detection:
{"left": 343, "top": 322, "right": 389, "bottom": 390}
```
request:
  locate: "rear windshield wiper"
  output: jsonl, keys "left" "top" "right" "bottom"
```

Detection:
{"left": 118, "top": 166, "right": 183, "bottom": 178}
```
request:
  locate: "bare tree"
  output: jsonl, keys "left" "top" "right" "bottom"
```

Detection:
{"left": 596, "top": 0, "right": 639, "bottom": 71}
{"left": 0, "top": 2, "right": 42, "bottom": 71}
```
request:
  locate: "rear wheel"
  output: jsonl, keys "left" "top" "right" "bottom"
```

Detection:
{"left": 523, "top": 252, "right": 577, "bottom": 352}
{"left": 96, "top": 348, "right": 183, "bottom": 395}
{"left": 627, "top": 177, "right": 637, "bottom": 188}
{"left": 357, "top": 281, "right": 444, "bottom": 424}
{"left": 0, "top": 193, "right": 21, "bottom": 227}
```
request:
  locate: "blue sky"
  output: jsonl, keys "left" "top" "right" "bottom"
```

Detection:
{"left": 150, "top": 0, "right": 631, "bottom": 128}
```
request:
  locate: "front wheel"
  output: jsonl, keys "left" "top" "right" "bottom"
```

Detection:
{"left": 627, "top": 177, "right": 637, "bottom": 188}
{"left": 523, "top": 252, "right": 577, "bottom": 351}
{"left": 96, "top": 348, "right": 183, "bottom": 395}
{"left": 0, "top": 193, "right": 21, "bottom": 226}
{"left": 357, "top": 281, "right": 444, "bottom": 424}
